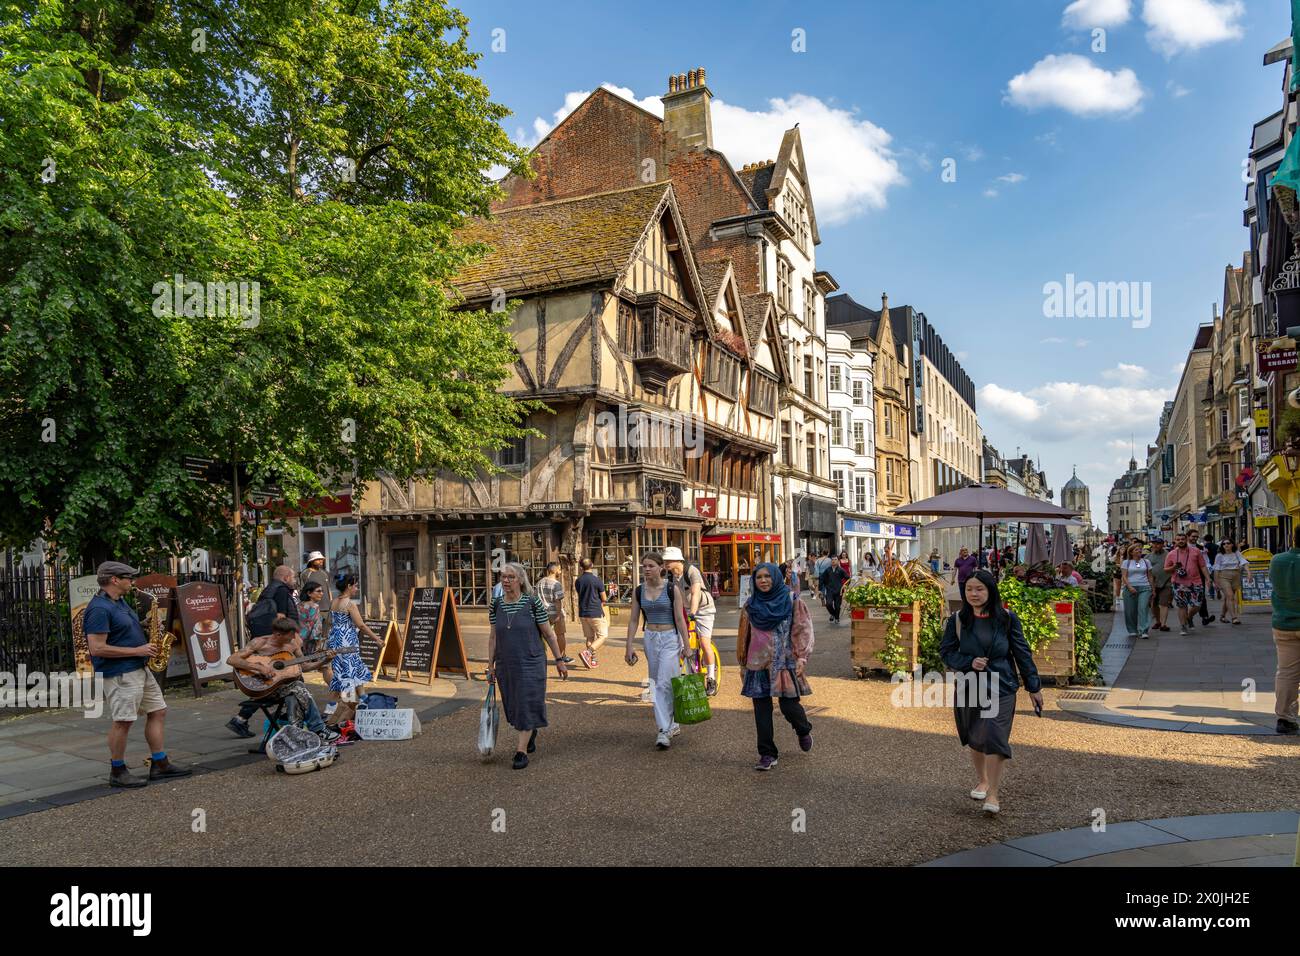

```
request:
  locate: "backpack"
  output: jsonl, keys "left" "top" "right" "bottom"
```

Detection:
{"left": 668, "top": 562, "right": 712, "bottom": 612}
{"left": 246, "top": 581, "right": 284, "bottom": 636}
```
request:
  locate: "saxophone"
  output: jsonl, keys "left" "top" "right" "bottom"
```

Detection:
{"left": 145, "top": 599, "right": 176, "bottom": 674}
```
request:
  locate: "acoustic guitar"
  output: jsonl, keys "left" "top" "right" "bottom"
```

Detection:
{"left": 233, "top": 646, "right": 358, "bottom": 699}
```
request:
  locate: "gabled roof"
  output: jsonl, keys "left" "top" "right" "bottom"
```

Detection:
{"left": 826, "top": 292, "right": 910, "bottom": 363}
{"left": 698, "top": 259, "right": 749, "bottom": 356}
{"left": 737, "top": 162, "right": 774, "bottom": 210}
{"left": 768, "top": 127, "right": 820, "bottom": 245}
{"left": 740, "top": 292, "right": 790, "bottom": 386}
{"left": 454, "top": 182, "right": 711, "bottom": 318}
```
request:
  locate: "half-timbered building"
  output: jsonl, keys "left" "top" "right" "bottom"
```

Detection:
{"left": 356, "top": 182, "right": 786, "bottom": 622}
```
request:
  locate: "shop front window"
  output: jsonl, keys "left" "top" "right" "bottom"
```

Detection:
{"left": 442, "top": 534, "right": 489, "bottom": 607}
{"left": 590, "top": 528, "right": 633, "bottom": 604}
{"left": 490, "top": 531, "right": 548, "bottom": 590}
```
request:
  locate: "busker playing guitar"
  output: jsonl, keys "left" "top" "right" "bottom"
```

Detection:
{"left": 227, "top": 619, "right": 341, "bottom": 744}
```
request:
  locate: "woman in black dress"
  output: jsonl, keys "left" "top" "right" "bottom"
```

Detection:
{"left": 486, "top": 562, "right": 567, "bottom": 769}
{"left": 939, "top": 569, "right": 1042, "bottom": 815}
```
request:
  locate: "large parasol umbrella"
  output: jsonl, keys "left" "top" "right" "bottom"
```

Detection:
{"left": 1049, "top": 523, "right": 1073, "bottom": 568}
{"left": 1025, "top": 522, "right": 1050, "bottom": 566}
{"left": 895, "top": 484, "right": 1081, "bottom": 570}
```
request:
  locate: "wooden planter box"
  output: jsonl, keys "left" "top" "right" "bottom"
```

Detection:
{"left": 1032, "top": 601, "right": 1076, "bottom": 684}
{"left": 850, "top": 600, "right": 921, "bottom": 677}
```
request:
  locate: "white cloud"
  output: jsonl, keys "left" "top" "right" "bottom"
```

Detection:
{"left": 978, "top": 380, "right": 1170, "bottom": 444}
{"left": 1101, "top": 362, "right": 1150, "bottom": 381}
{"left": 524, "top": 83, "right": 906, "bottom": 225}
{"left": 984, "top": 187, "right": 1000, "bottom": 198}
{"left": 997, "top": 172, "right": 1027, "bottom": 184}
{"left": 1040, "top": 336, "right": 1067, "bottom": 344}
{"left": 1075, "top": 338, "right": 1090, "bottom": 348}
{"left": 960, "top": 143, "right": 985, "bottom": 162}
{"left": 1142, "top": 0, "right": 1243, "bottom": 57}
{"left": 1063, "top": 0, "right": 1132, "bottom": 29}
{"left": 1167, "top": 80, "right": 1192, "bottom": 98}
{"left": 1005, "top": 54, "right": 1145, "bottom": 116}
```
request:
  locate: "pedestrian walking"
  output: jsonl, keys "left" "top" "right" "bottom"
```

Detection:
{"left": 863, "top": 551, "right": 882, "bottom": 581}
{"left": 939, "top": 569, "right": 1042, "bottom": 815}
{"left": 1120, "top": 544, "right": 1153, "bottom": 639}
{"left": 298, "top": 582, "right": 325, "bottom": 653}
{"left": 1269, "top": 530, "right": 1300, "bottom": 735}
{"left": 85, "top": 561, "right": 193, "bottom": 788}
{"left": 954, "top": 547, "right": 978, "bottom": 590}
{"left": 624, "top": 553, "right": 691, "bottom": 750}
{"left": 246, "top": 564, "right": 301, "bottom": 638}
{"left": 574, "top": 557, "right": 610, "bottom": 669}
{"left": 537, "top": 562, "right": 573, "bottom": 663}
{"left": 299, "top": 551, "right": 330, "bottom": 597}
{"left": 820, "top": 554, "right": 850, "bottom": 625}
{"left": 814, "top": 551, "right": 832, "bottom": 605}
{"left": 1212, "top": 540, "right": 1249, "bottom": 625}
{"left": 928, "top": 549, "right": 941, "bottom": 574}
{"left": 838, "top": 550, "right": 851, "bottom": 578}
{"left": 488, "top": 562, "right": 567, "bottom": 768}
{"left": 737, "top": 562, "right": 813, "bottom": 771}
{"left": 1165, "top": 532, "right": 1210, "bottom": 636}
{"left": 325, "top": 573, "right": 381, "bottom": 731}
{"left": 1186, "top": 529, "right": 1216, "bottom": 625}
{"left": 662, "top": 546, "right": 718, "bottom": 696}
{"left": 1148, "top": 539, "right": 1173, "bottom": 632}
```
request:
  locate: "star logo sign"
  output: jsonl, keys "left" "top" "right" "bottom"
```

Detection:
{"left": 699, "top": 500, "right": 713, "bottom": 515}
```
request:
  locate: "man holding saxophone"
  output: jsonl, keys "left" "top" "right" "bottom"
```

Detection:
{"left": 84, "top": 561, "right": 192, "bottom": 789}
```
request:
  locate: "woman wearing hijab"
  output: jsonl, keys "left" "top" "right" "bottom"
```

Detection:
{"left": 737, "top": 562, "right": 814, "bottom": 771}
{"left": 939, "top": 569, "right": 1042, "bottom": 815}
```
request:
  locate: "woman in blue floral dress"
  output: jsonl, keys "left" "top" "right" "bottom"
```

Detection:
{"left": 327, "top": 573, "right": 379, "bottom": 729}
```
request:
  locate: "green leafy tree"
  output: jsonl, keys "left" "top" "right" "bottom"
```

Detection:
{"left": 0, "top": 0, "right": 531, "bottom": 566}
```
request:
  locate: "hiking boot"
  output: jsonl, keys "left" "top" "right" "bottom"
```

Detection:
{"left": 148, "top": 759, "right": 192, "bottom": 781}
{"left": 109, "top": 766, "right": 147, "bottom": 789}
{"left": 1277, "top": 719, "right": 1299, "bottom": 736}
{"left": 226, "top": 717, "right": 255, "bottom": 739}
{"left": 754, "top": 755, "right": 778, "bottom": 771}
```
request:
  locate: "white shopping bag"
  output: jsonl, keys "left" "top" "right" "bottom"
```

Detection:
{"left": 478, "top": 682, "right": 499, "bottom": 760}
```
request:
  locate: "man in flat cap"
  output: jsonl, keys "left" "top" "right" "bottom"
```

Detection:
{"left": 84, "top": 561, "right": 191, "bottom": 788}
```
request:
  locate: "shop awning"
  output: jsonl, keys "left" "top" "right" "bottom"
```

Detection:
{"left": 702, "top": 531, "right": 781, "bottom": 544}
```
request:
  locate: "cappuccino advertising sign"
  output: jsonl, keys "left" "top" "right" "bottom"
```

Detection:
{"left": 173, "top": 581, "right": 235, "bottom": 695}
{"left": 69, "top": 574, "right": 102, "bottom": 676}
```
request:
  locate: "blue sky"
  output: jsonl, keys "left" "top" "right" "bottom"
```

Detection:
{"left": 455, "top": 0, "right": 1289, "bottom": 517}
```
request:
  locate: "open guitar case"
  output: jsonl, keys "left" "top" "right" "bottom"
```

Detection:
{"left": 266, "top": 724, "right": 338, "bottom": 775}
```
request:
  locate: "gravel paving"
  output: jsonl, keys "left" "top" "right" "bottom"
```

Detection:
{"left": 2, "top": 612, "right": 1295, "bottom": 866}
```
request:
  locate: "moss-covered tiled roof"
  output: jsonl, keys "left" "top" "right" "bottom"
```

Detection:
{"left": 454, "top": 183, "right": 671, "bottom": 301}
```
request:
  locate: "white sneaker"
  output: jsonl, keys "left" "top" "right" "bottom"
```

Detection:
{"left": 669, "top": 722, "right": 681, "bottom": 737}
{"left": 655, "top": 731, "right": 670, "bottom": 750}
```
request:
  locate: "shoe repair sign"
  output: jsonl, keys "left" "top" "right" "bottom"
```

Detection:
{"left": 355, "top": 708, "right": 422, "bottom": 741}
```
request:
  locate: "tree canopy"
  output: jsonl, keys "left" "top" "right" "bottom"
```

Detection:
{"left": 0, "top": 0, "right": 531, "bottom": 564}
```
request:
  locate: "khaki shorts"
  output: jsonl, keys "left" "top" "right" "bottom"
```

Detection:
{"left": 104, "top": 668, "right": 167, "bottom": 722}
{"left": 550, "top": 614, "right": 567, "bottom": 641}
{"left": 580, "top": 616, "right": 608, "bottom": 644}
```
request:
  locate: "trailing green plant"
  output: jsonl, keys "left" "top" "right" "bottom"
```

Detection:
{"left": 876, "top": 610, "right": 910, "bottom": 675}
{"left": 845, "top": 581, "right": 946, "bottom": 673}
{"left": 1000, "top": 576, "right": 1101, "bottom": 683}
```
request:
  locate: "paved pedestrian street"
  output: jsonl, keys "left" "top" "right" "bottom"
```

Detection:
{"left": 1, "top": 608, "right": 1294, "bottom": 867}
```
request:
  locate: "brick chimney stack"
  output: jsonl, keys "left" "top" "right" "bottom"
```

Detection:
{"left": 663, "top": 65, "right": 713, "bottom": 159}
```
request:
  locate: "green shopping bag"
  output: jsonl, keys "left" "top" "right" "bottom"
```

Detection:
{"left": 672, "top": 670, "right": 711, "bottom": 725}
